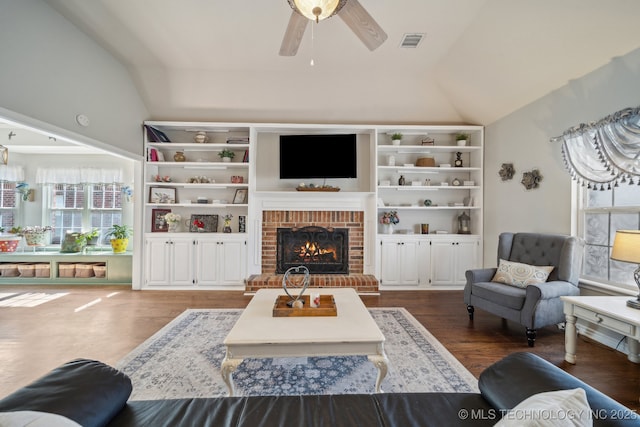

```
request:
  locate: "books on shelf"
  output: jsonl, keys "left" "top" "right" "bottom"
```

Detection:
{"left": 226, "top": 136, "right": 249, "bottom": 144}
{"left": 144, "top": 125, "right": 171, "bottom": 143}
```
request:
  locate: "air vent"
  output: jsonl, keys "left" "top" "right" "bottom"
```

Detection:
{"left": 400, "top": 33, "right": 424, "bottom": 48}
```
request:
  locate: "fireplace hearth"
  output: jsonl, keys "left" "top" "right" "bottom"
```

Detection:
{"left": 277, "top": 226, "right": 349, "bottom": 274}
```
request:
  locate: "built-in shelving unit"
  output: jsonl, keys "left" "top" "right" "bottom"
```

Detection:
{"left": 375, "top": 126, "right": 483, "bottom": 236}
{"left": 142, "top": 122, "right": 252, "bottom": 289}
{"left": 142, "top": 121, "right": 484, "bottom": 290}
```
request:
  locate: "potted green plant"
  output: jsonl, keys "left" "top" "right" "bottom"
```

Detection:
{"left": 105, "top": 224, "right": 132, "bottom": 253}
{"left": 77, "top": 228, "right": 100, "bottom": 246}
{"left": 218, "top": 149, "right": 235, "bottom": 162}
{"left": 455, "top": 133, "right": 469, "bottom": 146}
{"left": 391, "top": 133, "right": 403, "bottom": 145}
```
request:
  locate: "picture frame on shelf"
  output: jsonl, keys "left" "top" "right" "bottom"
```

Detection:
{"left": 149, "top": 186, "right": 177, "bottom": 204}
{"left": 151, "top": 208, "right": 171, "bottom": 232}
{"left": 233, "top": 189, "right": 248, "bottom": 204}
{"left": 189, "top": 214, "right": 218, "bottom": 232}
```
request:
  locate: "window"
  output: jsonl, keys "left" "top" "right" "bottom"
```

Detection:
{"left": 47, "top": 183, "right": 122, "bottom": 245}
{"left": 577, "top": 182, "right": 640, "bottom": 291}
{"left": 0, "top": 182, "right": 17, "bottom": 229}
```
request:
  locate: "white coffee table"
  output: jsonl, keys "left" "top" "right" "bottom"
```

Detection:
{"left": 221, "top": 288, "right": 388, "bottom": 396}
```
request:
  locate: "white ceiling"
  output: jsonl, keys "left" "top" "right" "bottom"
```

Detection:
{"left": 44, "top": 0, "right": 640, "bottom": 126}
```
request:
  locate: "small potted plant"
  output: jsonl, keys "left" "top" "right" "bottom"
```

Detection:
{"left": 218, "top": 149, "right": 235, "bottom": 163}
{"left": 105, "top": 224, "right": 132, "bottom": 253}
{"left": 61, "top": 229, "right": 99, "bottom": 253}
{"left": 391, "top": 133, "right": 403, "bottom": 145}
{"left": 79, "top": 228, "right": 100, "bottom": 246}
{"left": 455, "top": 133, "right": 469, "bottom": 146}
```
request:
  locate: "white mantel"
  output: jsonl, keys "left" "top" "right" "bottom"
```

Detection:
{"left": 246, "top": 191, "right": 378, "bottom": 276}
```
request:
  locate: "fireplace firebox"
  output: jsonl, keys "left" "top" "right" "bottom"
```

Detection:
{"left": 276, "top": 226, "right": 349, "bottom": 274}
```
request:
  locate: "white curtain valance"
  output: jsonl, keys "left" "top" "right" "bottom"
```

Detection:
{"left": 551, "top": 106, "right": 640, "bottom": 189}
{"left": 0, "top": 165, "right": 25, "bottom": 183}
{"left": 36, "top": 168, "right": 123, "bottom": 185}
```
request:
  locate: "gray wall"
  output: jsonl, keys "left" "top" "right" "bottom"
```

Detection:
{"left": 482, "top": 48, "right": 640, "bottom": 265}
{"left": 0, "top": 0, "right": 148, "bottom": 157}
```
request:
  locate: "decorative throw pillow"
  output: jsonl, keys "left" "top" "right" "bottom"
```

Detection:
{"left": 491, "top": 259, "right": 554, "bottom": 288}
{"left": 494, "top": 387, "right": 593, "bottom": 427}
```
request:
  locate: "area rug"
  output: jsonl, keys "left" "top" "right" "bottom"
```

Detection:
{"left": 116, "top": 308, "right": 478, "bottom": 400}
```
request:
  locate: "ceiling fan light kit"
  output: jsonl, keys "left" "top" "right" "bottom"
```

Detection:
{"left": 289, "top": 0, "right": 346, "bottom": 22}
{"left": 281, "top": 0, "right": 387, "bottom": 56}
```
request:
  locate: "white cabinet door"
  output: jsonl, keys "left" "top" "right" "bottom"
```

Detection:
{"left": 431, "top": 238, "right": 478, "bottom": 286}
{"left": 455, "top": 240, "right": 478, "bottom": 284}
{"left": 218, "top": 238, "right": 247, "bottom": 285}
{"left": 145, "top": 236, "right": 194, "bottom": 287}
{"left": 379, "top": 239, "right": 402, "bottom": 285}
{"left": 378, "top": 238, "right": 420, "bottom": 286}
{"left": 399, "top": 240, "right": 420, "bottom": 285}
{"left": 431, "top": 240, "right": 456, "bottom": 285}
{"left": 194, "top": 238, "right": 219, "bottom": 286}
{"left": 145, "top": 237, "right": 171, "bottom": 286}
{"left": 194, "top": 236, "right": 246, "bottom": 286}
{"left": 168, "top": 237, "right": 194, "bottom": 286}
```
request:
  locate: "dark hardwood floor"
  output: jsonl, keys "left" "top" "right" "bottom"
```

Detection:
{"left": 0, "top": 286, "right": 638, "bottom": 411}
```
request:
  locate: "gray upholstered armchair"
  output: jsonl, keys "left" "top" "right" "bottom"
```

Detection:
{"left": 464, "top": 232, "right": 585, "bottom": 346}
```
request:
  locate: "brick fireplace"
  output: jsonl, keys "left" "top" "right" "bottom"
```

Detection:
{"left": 245, "top": 210, "right": 378, "bottom": 293}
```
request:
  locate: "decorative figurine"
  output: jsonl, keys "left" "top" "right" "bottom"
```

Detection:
{"left": 454, "top": 152, "right": 463, "bottom": 167}
{"left": 282, "top": 266, "right": 310, "bottom": 308}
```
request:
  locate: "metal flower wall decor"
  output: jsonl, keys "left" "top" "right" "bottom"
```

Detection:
{"left": 521, "top": 169, "right": 543, "bottom": 190}
{"left": 498, "top": 163, "right": 515, "bottom": 181}
{"left": 551, "top": 106, "right": 640, "bottom": 190}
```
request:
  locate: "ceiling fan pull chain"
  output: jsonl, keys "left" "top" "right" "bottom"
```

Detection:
{"left": 310, "top": 22, "right": 315, "bottom": 66}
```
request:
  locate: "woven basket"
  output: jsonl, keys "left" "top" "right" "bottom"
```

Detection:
{"left": 416, "top": 157, "right": 435, "bottom": 167}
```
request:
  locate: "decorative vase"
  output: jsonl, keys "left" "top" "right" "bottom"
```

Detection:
{"left": 456, "top": 139, "right": 467, "bottom": 146}
{"left": 174, "top": 151, "right": 186, "bottom": 162}
{"left": 110, "top": 238, "right": 129, "bottom": 253}
{"left": 61, "top": 232, "right": 85, "bottom": 253}
{"left": 24, "top": 232, "right": 47, "bottom": 246}
{"left": 168, "top": 222, "right": 178, "bottom": 232}
{"left": 193, "top": 131, "right": 208, "bottom": 143}
{"left": 222, "top": 157, "right": 231, "bottom": 163}
{"left": 392, "top": 139, "right": 401, "bottom": 146}
{"left": 382, "top": 224, "right": 394, "bottom": 234}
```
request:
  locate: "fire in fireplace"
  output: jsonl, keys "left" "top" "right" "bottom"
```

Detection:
{"left": 277, "top": 226, "right": 349, "bottom": 274}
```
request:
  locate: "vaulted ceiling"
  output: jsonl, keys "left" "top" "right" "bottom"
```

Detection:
{"left": 45, "top": 0, "right": 640, "bottom": 125}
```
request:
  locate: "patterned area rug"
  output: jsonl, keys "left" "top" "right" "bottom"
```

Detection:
{"left": 116, "top": 308, "right": 478, "bottom": 400}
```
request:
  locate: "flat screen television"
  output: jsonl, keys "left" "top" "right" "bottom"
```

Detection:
{"left": 279, "top": 134, "right": 357, "bottom": 179}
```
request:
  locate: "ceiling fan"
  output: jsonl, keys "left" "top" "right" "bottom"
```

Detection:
{"left": 280, "top": 0, "right": 388, "bottom": 56}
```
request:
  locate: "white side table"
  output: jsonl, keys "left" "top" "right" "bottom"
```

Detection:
{"left": 562, "top": 296, "right": 640, "bottom": 364}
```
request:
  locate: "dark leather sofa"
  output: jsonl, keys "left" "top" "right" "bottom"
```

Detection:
{"left": 0, "top": 352, "right": 637, "bottom": 426}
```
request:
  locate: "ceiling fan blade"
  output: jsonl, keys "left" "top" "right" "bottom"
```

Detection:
{"left": 338, "top": 0, "right": 387, "bottom": 51}
{"left": 279, "top": 11, "right": 309, "bottom": 56}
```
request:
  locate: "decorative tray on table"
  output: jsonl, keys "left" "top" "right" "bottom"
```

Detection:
{"left": 272, "top": 295, "right": 337, "bottom": 317}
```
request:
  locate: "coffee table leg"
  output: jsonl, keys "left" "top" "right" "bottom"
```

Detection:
{"left": 221, "top": 349, "right": 243, "bottom": 396}
{"left": 368, "top": 346, "right": 389, "bottom": 393}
